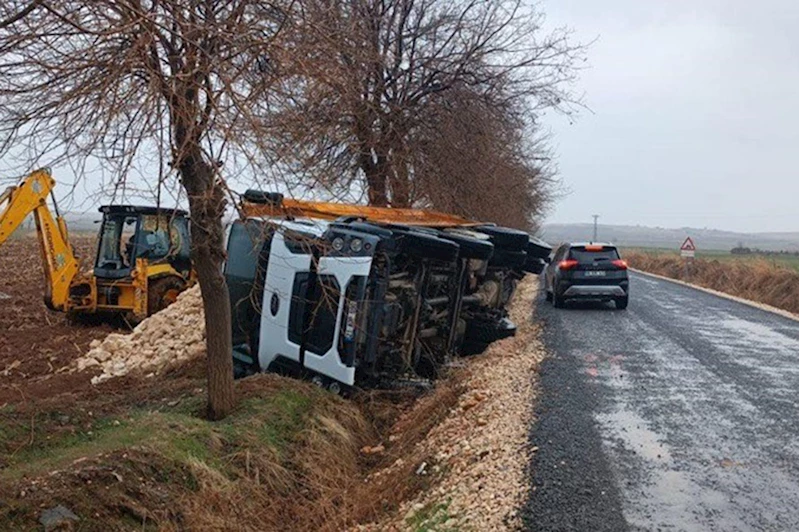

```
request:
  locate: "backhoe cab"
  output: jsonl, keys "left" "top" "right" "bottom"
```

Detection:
{"left": 0, "top": 168, "right": 193, "bottom": 321}
{"left": 69, "top": 205, "right": 193, "bottom": 317}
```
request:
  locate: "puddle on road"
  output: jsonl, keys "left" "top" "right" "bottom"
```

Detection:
{"left": 598, "top": 409, "right": 671, "bottom": 462}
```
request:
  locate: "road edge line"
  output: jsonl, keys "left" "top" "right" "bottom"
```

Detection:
{"left": 630, "top": 268, "right": 799, "bottom": 324}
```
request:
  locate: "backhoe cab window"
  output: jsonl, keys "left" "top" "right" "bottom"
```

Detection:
{"left": 96, "top": 213, "right": 189, "bottom": 272}
{"left": 96, "top": 215, "right": 138, "bottom": 270}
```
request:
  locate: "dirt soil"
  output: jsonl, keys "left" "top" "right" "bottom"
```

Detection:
{"left": 0, "top": 235, "right": 127, "bottom": 405}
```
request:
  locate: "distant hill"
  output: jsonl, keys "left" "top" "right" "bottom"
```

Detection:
{"left": 540, "top": 223, "right": 799, "bottom": 252}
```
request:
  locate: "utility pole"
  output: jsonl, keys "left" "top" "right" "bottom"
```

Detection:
{"left": 592, "top": 214, "right": 599, "bottom": 242}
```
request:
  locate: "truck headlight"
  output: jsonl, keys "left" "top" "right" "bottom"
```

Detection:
{"left": 332, "top": 237, "right": 345, "bottom": 251}
{"left": 350, "top": 238, "right": 363, "bottom": 252}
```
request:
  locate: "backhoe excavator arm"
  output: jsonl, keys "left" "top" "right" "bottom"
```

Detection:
{"left": 0, "top": 169, "right": 80, "bottom": 311}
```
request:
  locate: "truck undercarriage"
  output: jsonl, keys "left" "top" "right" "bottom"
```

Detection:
{"left": 225, "top": 192, "right": 551, "bottom": 392}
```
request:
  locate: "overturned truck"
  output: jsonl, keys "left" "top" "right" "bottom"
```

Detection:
{"left": 224, "top": 191, "right": 551, "bottom": 392}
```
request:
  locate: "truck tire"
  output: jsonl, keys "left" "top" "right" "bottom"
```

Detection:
{"left": 395, "top": 230, "right": 459, "bottom": 263}
{"left": 439, "top": 232, "right": 494, "bottom": 260}
{"left": 488, "top": 249, "right": 527, "bottom": 269}
{"left": 527, "top": 237, "right": 552, "bottom": 260}
{"left": 615, "top": 296, "right": 629, "bottom": 310}
{"left": 524, "top": 257, "right": 546, "bottom": 275}
{"left": 475, "top": 226, "right": 529, "bottom": 251}
{"left": 147, "top": 276, "right": 185, "bottom": 316}
{"left": 243, "top": 189, "right": 283, "bottom": 205}
{"left": 329, "top": 221, "right": 393, "bottom": 239}
{"left": 463, "top": 317, "right": 517, "bottom": 346}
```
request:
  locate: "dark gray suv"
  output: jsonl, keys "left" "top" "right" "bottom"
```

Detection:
{"left": 544, "top": 242, "right": 629, "bottom": 309}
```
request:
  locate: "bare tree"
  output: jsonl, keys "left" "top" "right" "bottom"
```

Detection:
{"left": 415, "top": 87, "right": 556, "bottom": 231}
{"left": 0, "top": 1, "right": 42, "bottom": 30}
{"left": 269, "top": 0, "right": 581, "bottom": 216}
{"left": 0, "top": 1, "right": 291, "bottom": 420}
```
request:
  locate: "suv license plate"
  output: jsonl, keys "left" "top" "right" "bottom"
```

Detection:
{"left": 585, "top": 271, "right": 606, "bottom": 277}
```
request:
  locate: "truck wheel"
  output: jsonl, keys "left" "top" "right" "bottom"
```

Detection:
{"left": 524, "top": 257, "right": 546, "bottom": 275}
{"left": 147, "top": 276, "right": 185, "bottom": 316}
{"left": 475, "top": 226, "right": 529, "bottom": 251}
{"left": 396, "top": 231, "right": 459, "bottom": 263}
{"left": 527, "top": 237, "right": 553, "bottom": 260}
{"left": 489, "top": 249, "right": 527, "bottom": 269}
{"left": 439, "top": 232, "right": 494, "bottom": 260}
{"left": 615, "top": 296, "right": 629, "bottom": 310}
{"left": 463, "top": 317, "right": 517, "bottom": 347}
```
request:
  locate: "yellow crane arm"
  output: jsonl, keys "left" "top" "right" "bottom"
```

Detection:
{"left": 0, "top": 169, "right": 80, "bottom": 311}
{"left": 241, "top": 196, "right": 481, "bottom": 227}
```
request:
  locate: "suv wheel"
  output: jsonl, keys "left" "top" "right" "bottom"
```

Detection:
{"left": 615, "top": 296, "right": 629, "bottom": 310}
{"left": 553, "top": 292, "right": 565, "bottom": 308}
{"left": 545, "top": 290, "right": 553, "bottom": 302}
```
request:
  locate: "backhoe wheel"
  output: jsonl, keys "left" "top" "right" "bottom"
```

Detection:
{"left": 147, "top": 276, "right": 186, "bottom": 316}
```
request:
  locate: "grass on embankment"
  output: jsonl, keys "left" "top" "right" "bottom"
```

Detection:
{"left": 0, "top": 368, "right": 463, "bottom": 531}
{"left": 624, "top": 247, "right": 799, "bottom": 272}
{"left": 624, "top": 250, "right": 799, "bottom": 315}
{"left": 1, "top": 375, "right": 368, "bottom": 530}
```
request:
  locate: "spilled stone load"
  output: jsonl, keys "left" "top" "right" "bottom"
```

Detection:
{"left": 76, "top": 286, "right": 206, "bottom": 384}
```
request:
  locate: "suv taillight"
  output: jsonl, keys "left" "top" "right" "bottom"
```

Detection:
{"left": 612, "top": 259, "right": 628, "bottom": 270}
{"left": 559, "top": 259, "right": 579, "bottom": 270}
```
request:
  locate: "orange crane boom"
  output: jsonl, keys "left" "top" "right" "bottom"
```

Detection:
{"left": 241, "top": 193, "right": 481, "bottom": 227}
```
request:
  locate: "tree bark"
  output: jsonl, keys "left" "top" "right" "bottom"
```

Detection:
{"left": 180, "top": 154, "right": 235, "bottom": 421}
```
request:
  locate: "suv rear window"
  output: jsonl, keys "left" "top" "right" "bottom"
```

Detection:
{"left": 569, "top": 246, "right": 620, "bottom": 262}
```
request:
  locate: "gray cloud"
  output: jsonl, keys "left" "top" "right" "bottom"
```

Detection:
{"left": 542, "top": 0, "right": 799, "bottom": 232}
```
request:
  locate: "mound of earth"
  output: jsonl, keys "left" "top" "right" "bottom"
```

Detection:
{"left": 76, "top": 285, "right": 205, "bottom": 384}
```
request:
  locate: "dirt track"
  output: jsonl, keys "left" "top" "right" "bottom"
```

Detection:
{"left": 0, "top": 236, "right": 122, "bottom": 404}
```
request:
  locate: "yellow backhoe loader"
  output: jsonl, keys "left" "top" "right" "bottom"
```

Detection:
{"left": 0, "top": 168, "right": 194, "bottom": 320}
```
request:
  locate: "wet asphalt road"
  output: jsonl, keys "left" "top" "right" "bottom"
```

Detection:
{"left": 522, "top": 272, "right": 799, "bottom": 532}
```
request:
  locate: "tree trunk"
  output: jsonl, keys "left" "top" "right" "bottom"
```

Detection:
{"left": 181, "top": 157, "right": 235, "bottom": 421}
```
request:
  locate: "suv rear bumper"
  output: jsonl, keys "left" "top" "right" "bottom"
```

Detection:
{"left": 563, "top": 284, "right": 626, "bottom": 298}
{"left": 558, "top": 279, "right": 630, "bottom": 299}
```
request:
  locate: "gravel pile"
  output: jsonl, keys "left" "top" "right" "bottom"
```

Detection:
{"left": 356, "top": 278, "right": 545, "bottom": 531}
{"left": 75, "top": 285, "right": 205, "bottom": 384}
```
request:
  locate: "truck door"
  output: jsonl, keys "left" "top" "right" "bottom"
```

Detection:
{"left": 257, "top": 231, "right": 312, "bottom": 371}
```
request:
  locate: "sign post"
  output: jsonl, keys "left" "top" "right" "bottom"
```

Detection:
{"left": 680, "top": 237, "right": 696, "bottom": 259}
{"left": 680, "top": 237, "right": 696, "bottom": 278}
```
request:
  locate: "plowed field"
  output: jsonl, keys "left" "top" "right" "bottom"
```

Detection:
{"left": 0, "top": 235, "right": 124, "bottom": 404}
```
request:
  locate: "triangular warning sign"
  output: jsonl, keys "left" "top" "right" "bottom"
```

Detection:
{"left": 680, "top": 237, "right": 696, "bottom": 251}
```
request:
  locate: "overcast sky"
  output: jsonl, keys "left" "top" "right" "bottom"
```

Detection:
{"left": 540, "top": 0, "right": 799, "bottom": 233}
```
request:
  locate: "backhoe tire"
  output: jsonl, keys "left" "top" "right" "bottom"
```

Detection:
{"left": 475, "top": 226, "right": 529, "bottom": 251}
{"left": 395, "top": 230, "right": 459, "bottom": 263}
{"left": 147, "top": 276, "right": 186, "bottom": 316}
